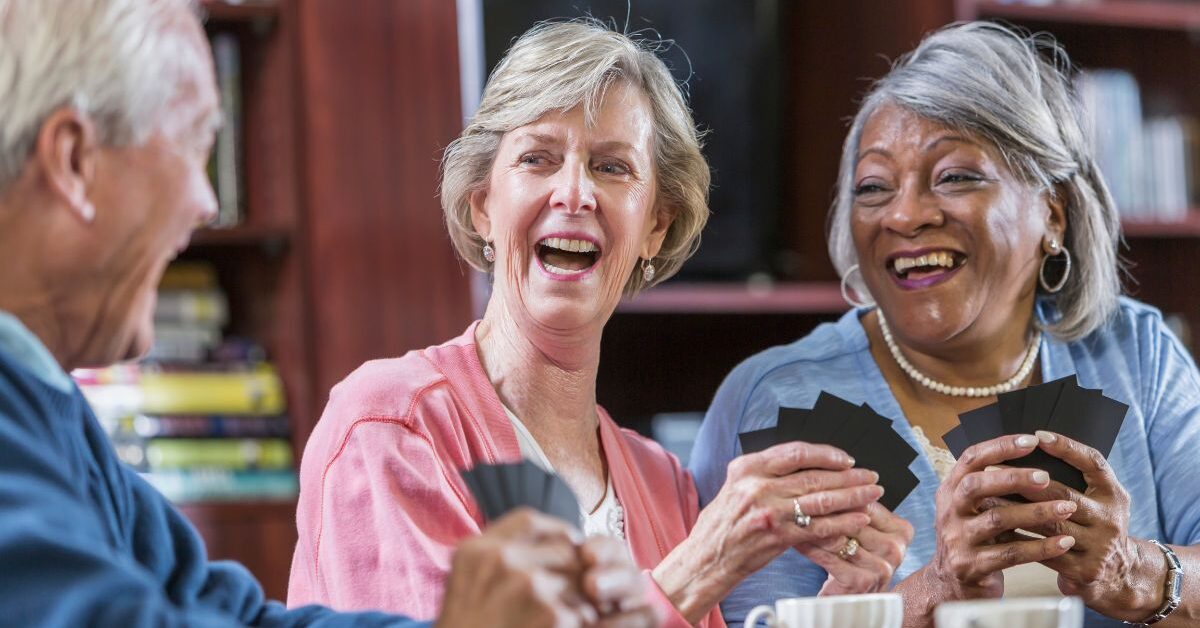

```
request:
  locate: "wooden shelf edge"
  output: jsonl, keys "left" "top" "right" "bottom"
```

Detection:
{"left": 618, "top": 281, "right": 848, "bottom": 315}
{"left": 964, "top": 0, "right": 1200, "bottom": 31}
{"left": 1121, "top": 212, "right": 1200, "bottom": 238}
{"left": 201, "top": 0, "right": 279, "bottom": 25}
{"left": 188, "top": 225, "right": 291, "bottom": 249}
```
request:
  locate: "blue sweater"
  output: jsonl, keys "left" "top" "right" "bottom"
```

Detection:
{"left": 690, "top": 298, "right": 1200, "bottom": 627}
{"left": 0, "top": 345, "right": 426, "bottom": 627}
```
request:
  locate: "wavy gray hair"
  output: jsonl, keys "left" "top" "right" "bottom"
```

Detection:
{"left": 828, "top": 21, "right": 1122, "bottom": 341}
{"left": 0, "top": 0, "right": 200, "bottom": 193}
{"left": 440, "top": 18, "right": 710, "bottom": 294}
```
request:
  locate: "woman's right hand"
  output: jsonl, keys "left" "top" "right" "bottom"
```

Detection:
{"left": 917, "top": 434, "right": 1079, "bottom": 601}
{"left": 652, "top": 441, "right": 883, "bottom": 624}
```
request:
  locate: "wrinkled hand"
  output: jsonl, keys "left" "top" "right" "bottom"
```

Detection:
{"left": 1008, "top": 431, "right": 1159, "bottom": 621}
{"left": 436, "top": 509, "right": 595, "bottom": 628}
{"left": 923, "top": 434, "right": 1077, "bottom": 601}
{"left": 579, "top": 535, "right": 659, "bottom": 628}
{"left": 803, "top": 502, "right": 915, "bottom": 595}
{"left": 653, "top": 441, "right": 882, "bottom": 623}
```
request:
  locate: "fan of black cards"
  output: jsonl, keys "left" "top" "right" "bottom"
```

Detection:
{"left": 740, "top": 392, "right": 921, "bottom": 511}
{"left": 460, "top": 460, "right": 582, "bottom": 528}
{"left": 941, "top": 375, "right": 1129, "bottom": 492}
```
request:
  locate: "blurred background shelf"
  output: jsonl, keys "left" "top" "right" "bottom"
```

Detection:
{"left": 620, "top": 281, "right": 845, "bottom": 314}
{"left": 965, "top": 0, "right": 1200, "bottom": 31}
{"left": 189, "top": 225, "right": 291, "bottom": 250}
{"left": 201, "top": 0, "right": 279, "bottom": 25}
{"left": 1122, "top": 212, "right": 1200, "bottom": 238}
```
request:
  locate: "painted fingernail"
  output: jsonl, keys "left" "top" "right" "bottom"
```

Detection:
{"left": 1058, "top": 536, "right": 1076, "bottom": 550}
{"left": 1036, "top": 430, "right": 1057, "bottom": 444}
{"left": 985, "top": 465, "right": 1002, "bottom": 472}
{"left": 1056, "top": 501, "right": 1077, "bottom": 515}
{"left": 1032, "top": 471, "right": 1050, "bottom": 484}
{"left": 1016, "top": 435, "right": 1038, "bottom": 448}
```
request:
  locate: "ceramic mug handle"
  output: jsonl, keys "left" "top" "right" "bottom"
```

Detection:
{"left": 745, "top": 605, "right": 777, "bottom": 628}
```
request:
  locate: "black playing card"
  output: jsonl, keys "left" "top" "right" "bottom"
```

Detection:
{"left": 776, "top": 407, "right": 811, "bottom": 443}
{"left": 943, "top": 423, "right": 970, "bottom": 458}
{"left": 878, "top": 466, "right": 920, "bottom": 511}
{"left": 803, "top": 392, "right": 861, "bottom": 444}
{"left": 960, "top": 402, "right": 1004, "bottom": 445}
{"left": 1021, "top": 375, "right": 1073, "bottom": 435}
{"left": 739, "top": 427, "right": 779, "bottom": 454}
{"left": 461, "top": 461, "right": 582, "bottom": 527}
{"left": 996, "top": 388, "right": 1026, "bottom": 436}
{"left": 827, "top": 403, "right": 888, "bottom": 452}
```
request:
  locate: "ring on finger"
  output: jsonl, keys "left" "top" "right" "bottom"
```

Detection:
{"left": 837, "top": 537, "right": 860, "bottom": 560}
{"left": 793, "top": 497, "right": 811, "bottom": 528}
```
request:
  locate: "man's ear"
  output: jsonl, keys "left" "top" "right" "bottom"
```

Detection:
{"left": 468, "top": 187, "right": 491, "bottom": 242}
{"left": 35, "top": 107, "right": 98, "bottom": 223}
{"left": 640, "top": 202, "right": 675, "bottom": 260}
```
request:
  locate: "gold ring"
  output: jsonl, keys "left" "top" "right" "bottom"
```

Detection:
{"left": 838, "top": 537, "right": 860, "bottom": 560}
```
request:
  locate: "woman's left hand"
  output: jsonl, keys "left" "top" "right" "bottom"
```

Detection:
{"left": 1013, "top": 431, "right": 1168, "bottom": 621}
{"left": 801, "top": 502, "right": 915, "bottom": 595}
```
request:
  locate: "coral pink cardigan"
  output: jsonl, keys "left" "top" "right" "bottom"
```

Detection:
{"left": 288, "top": 323, "right": 724, "bottom": 627}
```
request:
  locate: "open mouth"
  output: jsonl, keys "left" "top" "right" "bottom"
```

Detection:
{"left": 536, "top": 236, "right": 601, "bottom": 276}
{"left": 888, "top": 250, "right": 966, "bottom": 283}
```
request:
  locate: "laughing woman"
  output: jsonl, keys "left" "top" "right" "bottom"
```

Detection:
{"left": 287, "top": 20, "right": 899, "bottom": 628}
{"left": 690, "top": 22, "right": 1200, "bottom": 628}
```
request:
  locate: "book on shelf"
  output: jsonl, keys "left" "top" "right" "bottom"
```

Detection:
{"left": 1077, "top": 69, "right": 1197, "bottom": 222}
{"left": 143, "top": 469, "right": 299, "bottom": 503}
{"left": 209, "top": 31, "right": 243, "bottom": 227}
{"left": 73, "top": 261, "right": 299, "bottom": 503}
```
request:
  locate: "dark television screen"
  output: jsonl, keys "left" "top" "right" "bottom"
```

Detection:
{"left": 480, "top": 0, "right": 783, "bottom": 281}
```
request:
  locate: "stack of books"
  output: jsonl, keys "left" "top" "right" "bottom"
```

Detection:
{"left": 1077, "top": 69, "right": 1199, "bottom": 221}
{"left": 74, "top": 263, "right": 298, "bottom": 503}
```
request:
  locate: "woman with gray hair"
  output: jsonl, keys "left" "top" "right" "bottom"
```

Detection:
{"left": 289, "top": 19, "right": 895, "bottom": 627}
{"left": 691, "top": 21, "right": 1200, "bottom": 627}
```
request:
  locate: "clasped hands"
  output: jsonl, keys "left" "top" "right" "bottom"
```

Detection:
{"left": 925, "top": 431, "right": 1163, "bottom": 621}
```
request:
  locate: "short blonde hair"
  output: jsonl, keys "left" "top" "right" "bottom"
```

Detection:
{"left": 440, "top": 19, "right": 710, "bottom": 294}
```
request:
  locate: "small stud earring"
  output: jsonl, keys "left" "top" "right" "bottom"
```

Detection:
{"left": 641, "top": 258, "right": 656, "bottom": 283}
{"left": 1048, "top": 238, "right": 1060, "bottom": 253}
{"left": 482, "top": 242, "right": 495, "bottom": 263}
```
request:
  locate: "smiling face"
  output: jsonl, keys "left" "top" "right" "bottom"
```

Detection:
{"left": 470, "top": 80, "right": 669, "bottom": 334}
{"left": 850, "top": 103, "right": 1064, "bottom": 349}
{"left": 77, "top": 18, "right": 219, "bottom": 365}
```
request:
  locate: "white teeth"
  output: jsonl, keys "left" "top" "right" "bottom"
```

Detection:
{"left": 893, "top": 251, "right": 957, "bottom": 273}
{"left": 542, "top": 262, "right": 575, "bottom": 275}
{"left": 538, "top": 237, "right": 598, "bottom": 253}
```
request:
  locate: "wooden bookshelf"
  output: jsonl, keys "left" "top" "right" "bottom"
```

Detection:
{"left": 964, "top": 0, "right": 1200, "bottom": 31}
{"left": 1122, "top": 212, "right": 1200, "bottom": 238}
{"left": 619, "top": 281, "right": 845, "bottom": 314}
{"left": 169, "top": 0, "right": 473, "bottom": 602}
{"left": 201, "top": 0, "right": 279, "bottom": 25}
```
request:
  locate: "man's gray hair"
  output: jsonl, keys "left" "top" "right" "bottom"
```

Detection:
{"left": 441, "top": 18, "right": 710, "bottom": 295}
{"left": 829, "top": 21, "right": 1122, "bottom": 341}
{"left": 0, "top": 0, "right": 201, "bottom": 192}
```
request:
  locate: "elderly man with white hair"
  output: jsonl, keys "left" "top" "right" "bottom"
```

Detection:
{"left": 0, "top": 1, "right": 652, "bottom": 626}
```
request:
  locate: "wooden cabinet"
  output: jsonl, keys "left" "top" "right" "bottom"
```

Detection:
{"left": 181, "top": 0, "right": 472, "bottom": 601}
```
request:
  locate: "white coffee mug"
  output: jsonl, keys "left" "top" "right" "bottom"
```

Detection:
{"left": 935, "top": 596, "right": 1084, "bottom": 628}
{"left": 745, "top": 593, "right": 903, "bottom": 628}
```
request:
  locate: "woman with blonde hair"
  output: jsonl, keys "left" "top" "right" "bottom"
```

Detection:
{"left": 289, "top": 19, "right": 908, "bottom": 627}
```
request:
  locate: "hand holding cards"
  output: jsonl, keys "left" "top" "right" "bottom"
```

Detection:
{"left": 460, "top": 460, "right": 582, "bottom": 528}
{"left": 740, "top": 392, "right": 921, "bottom": 511}
{"left": 941, "top": 375, "right": 1129, "bottom": 491}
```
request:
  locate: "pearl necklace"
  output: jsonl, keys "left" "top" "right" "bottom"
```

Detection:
{"left": 877, "top": 313, "right": 1041, "bottom": 398}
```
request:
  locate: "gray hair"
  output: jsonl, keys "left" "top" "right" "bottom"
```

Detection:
{"left": 441, "top": 18, "right": 710, "bottom": 294}
{"left": 829, "top": 21, "right": 1122, "bottom": 341}
{"left": 0, "top": 0, "right": 201, "bottom": 192}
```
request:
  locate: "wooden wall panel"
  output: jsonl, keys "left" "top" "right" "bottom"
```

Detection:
{"left": 294, "top": 0, "right": 473, "bottom": 439}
